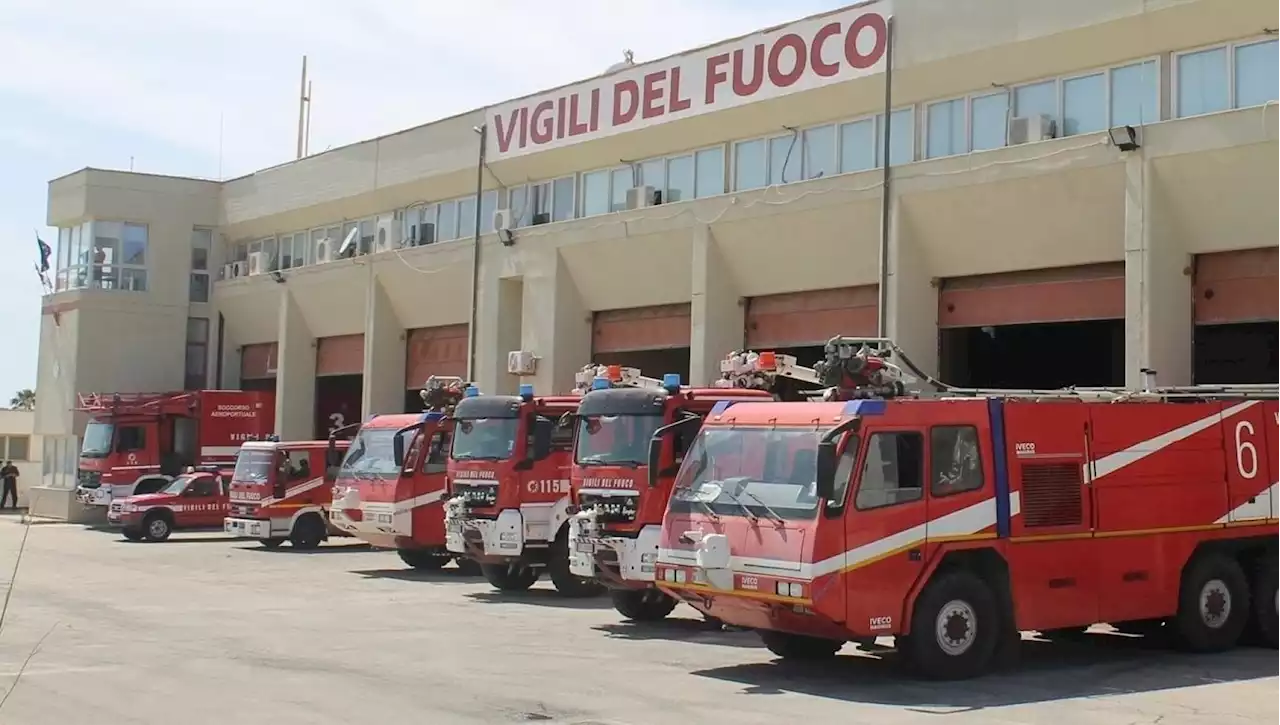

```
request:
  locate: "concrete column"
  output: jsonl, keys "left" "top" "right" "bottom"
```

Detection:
{"left": 886, "top": 195, "right": 939, "bottom": 379}
{"left": 214, "top": 312, "right": 242, "bottom": 391}
{"left": 689, "top": 225, "right": 743, "bottom": 387}
{"left": 521, "top": 251, "right": 591, "bottom": 394}
{"left": 362, "top": 272, "right": 406, "bottom": 416}
{"left": 1123, "top": 153, "right": 1192, "bottom": 387}
{"left": 274, "top": 288, "right": 316, "bottom": 440}
{"left": 473, "top": 241, "right": 504, "bottom": 395}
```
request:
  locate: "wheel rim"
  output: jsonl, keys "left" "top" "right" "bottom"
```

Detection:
{"left": 935, "top": 599, "right": 977, "bottom": 656}
{"left": 149, "top": 519, "right": 167, "bottom": 538}
{"left": 1198, "top": 578, "right": 1231, "bottom": 629}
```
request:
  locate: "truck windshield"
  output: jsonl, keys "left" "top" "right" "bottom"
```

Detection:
{"left": 670, "top": 426, "right": 823, "bottom": 520}
{"left": 575, "top": 414, "right": 664, "bottom": 467}
{"left": 233, "top": 449, "right": 273, "bottom": 482}
{"left": 161, "top": 476, "right": 193, "bottom": 495}
{"left": 339, "top": 428, "right": 408, "bottom": 480}
{"left": 451, "top": 418, "right": 518, "bottom": 461}
{"left": 81, "top": 421, "right": 114, "bottom": 458}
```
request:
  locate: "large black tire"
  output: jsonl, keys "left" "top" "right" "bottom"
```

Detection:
{"left": 1172, "top": 552, "right": 1250, "bottom": 653}
{"left": 398, "top": 548, "right": 449, "bottom": 570}
{"left": 289, "top": 514, "right": 326, "bottom": 550}
{"left": 121, "top": 528, "right": 144, "bottom": 542}
{"left": 454, "top": 557, "right": 482, "bottom": 576}
{"left": 1250, "top": 552, "right": 1277, "bottom": 649}
{"left": 759, "top": 630, "right": 843, "bottom": 659}
{"left": 902, "top": 569, "right": 1001, "bottom": 680}
{"left": 611, "top": 589, "right": 678, "bottom": 622}
{"left": 141, "top": 512, "right": 172, "bottom": 542}
{"left": 547, "top": 531, "right": 605, "bottom": 598}
{"left": 259, "top": 538, "right": 285, "bottom": 549}
{"left": 481, "top": 562, "right": 540, "bottom": 591}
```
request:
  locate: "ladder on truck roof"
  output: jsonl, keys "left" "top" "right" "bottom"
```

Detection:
{"left": 419, "top": 376, "right": 470, "bottom": 414}
{"left": 573, "top": 363, "right": 671, "bottom": 394}
{"left": 75, "top": 391, "right": 197, "bottom": 414}
{"left": 717, "top": 336, "right": 1279, "bottom": 403}
{"left": 717, "top": 337, "right": 912, "bottom": 400}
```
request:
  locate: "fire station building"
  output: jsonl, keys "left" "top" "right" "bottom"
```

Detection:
{"left": 37, "top": 0, "right": 1279, "bottom": 450}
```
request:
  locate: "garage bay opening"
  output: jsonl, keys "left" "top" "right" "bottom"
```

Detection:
{"left": 937, "top": 265, "right": 1125, "bottom": 389}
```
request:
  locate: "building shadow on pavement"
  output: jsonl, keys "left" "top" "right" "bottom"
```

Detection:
{"left": 350, "top": 566, "right": 484, "bottom": 583}
{"left": 235, "top": 542, "right": 375, "bottom": 554}
{"left": 464, "top": 588, "right": 615, "bottom": 611}
{"left": 690, "top": 631, "right": 1278, "bottom": 710}
{"left": 593, "top": 617, "right": 764, "bottom": 649}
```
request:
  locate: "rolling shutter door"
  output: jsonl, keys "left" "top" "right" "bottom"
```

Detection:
{"left": 939, "top": 263, "right": 1124, "bottom": 328}
{"left": 316, "top": 334, "right": 365, "bottom": 377}
{"left": 405, "top": 324, "right": 469, "bottom": 388}
{"left": 745, "top": 286, "right": 878, "bottom": 348}
{"left": 240, "top": 343, "right": 277, "bottom": 380}
{"left": 1194, "top": 248, "right": 1279, "bottom": 324}
{"left": 592, "top": 304, "right": 691, "bottom": 354}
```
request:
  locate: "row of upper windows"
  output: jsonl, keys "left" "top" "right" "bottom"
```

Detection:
{"left": 226, "top": 38, "right": 1277, "bottom": 273}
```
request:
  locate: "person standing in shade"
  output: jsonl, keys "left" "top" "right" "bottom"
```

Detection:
{"left": 0, "top": 461, "right": 18, "bottom": 509}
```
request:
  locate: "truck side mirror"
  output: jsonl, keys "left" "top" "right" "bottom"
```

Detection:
{"left": 647, "top": 436, "right": 663, "bottom": 488}
{"left": 393, "top": 433, "right": 406, "bottom": 469}
{"left": 532, "top": 418, "right": 554, "bottom": 460}
{"left": 815, "top": 441, "right": 838, "bottom": 501}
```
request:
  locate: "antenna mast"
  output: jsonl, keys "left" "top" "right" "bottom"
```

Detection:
{"left": 295, "top": 55, "right": 311, "bottom": 159}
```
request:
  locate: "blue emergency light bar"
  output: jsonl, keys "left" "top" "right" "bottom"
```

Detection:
{"left": 519, "top": 383, "right": 535, "bottom": 401}
{"left": 591, "top": 377, "right": 610, "bottom": 391}
{"left": 464, "top": 386, "right": 480, "bottom": 398}
{"left": 419, "top": 411, "right": 444, "bottom": 423}
{"left": 662, "top": 373, "right": 681, "bottom": 391}
{"left": 841, "top": 399, "right": 886, "bottom": 416}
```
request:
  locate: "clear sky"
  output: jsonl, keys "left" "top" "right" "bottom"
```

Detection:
{"left": 0, "top": 0, "right": 842, "bottom": 403}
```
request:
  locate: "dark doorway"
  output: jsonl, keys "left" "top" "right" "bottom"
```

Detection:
{"left": 940, "top": 320, "right": 1124, "bottom": 389}
{"left": 1194, "top": 323, "right": 1278, "bottom": 384}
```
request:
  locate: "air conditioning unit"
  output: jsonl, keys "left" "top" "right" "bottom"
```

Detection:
{"left": 314, "top": 238, "right": 333, "bottom": 264}
{"left": 507, "top": 350, "right": 538, "bottom": 376}
{"left": 493, "top": 208, "right": 513, "bottom": 233}
{"left": 374, "top": 214, "right": 398, "bottom": 253}
{"left": 232, "top": 260, "right": 249, "bottom": 277}
{"left": 222, "top": 263, "right": 238, "bottom": 280}
{"left": 1008, "top": 114, "right": 1056, "bottom": 145}
{"left": 626, "top": 185, "right": 657, "bottom": 210}
{"left": 247, "top": 252, "right": 270, "bottom": 276}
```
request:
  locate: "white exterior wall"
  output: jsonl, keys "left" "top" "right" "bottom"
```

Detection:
{"left": 36, "top": 0, "right": 1278, "bottom": 457}
{"left": 0, "top": 410, "right": 40, "bottom": 507}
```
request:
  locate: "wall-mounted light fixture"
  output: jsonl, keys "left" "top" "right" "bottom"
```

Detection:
{"left": 1107, "top": 125, "right": 1141, "bottom": 152}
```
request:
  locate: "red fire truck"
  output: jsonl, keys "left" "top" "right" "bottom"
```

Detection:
{"left": 108, "top": 468, "right": 232, "bottom": 541}
{"left": 223, "top": 437, "right": 352, "bottom": 549}
{"left": 331, "top": 377, "right": 476, "bottom": 571}
{"left": 566, "top": 362, "right": 801, "bottom": 621}
{"left": 75, "top": 390, "right": 275, "bottom": 508}
{"left": 655, "top": 337, "right": 1278, "bottom": 680}
{"left": 443, "top": 384, "right": 591, "bottom": 595}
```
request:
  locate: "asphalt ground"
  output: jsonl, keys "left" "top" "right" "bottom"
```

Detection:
{"left": 0, "top": 520, "right": 1274, "bottom": 725}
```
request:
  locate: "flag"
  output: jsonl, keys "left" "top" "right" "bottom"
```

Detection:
{"left": 35, "top": 233, "right": 52, "bottom": 273}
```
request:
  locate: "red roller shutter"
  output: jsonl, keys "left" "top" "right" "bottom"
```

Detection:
{"left": 593, "top": 304, "right": 691, "bottom": 354}
{"left": 316, "top": 334, "right": 365, "bottom": 377}
{"left": 405, "top": 324, "right": 469, "bottom": 388}
{"left": 746, "top": 286, "right": 878, "bottom": 348}
{"left": 1194, "top": 248, "right": 1279, "bottom": 324}
{"left": 939, "top": 263, "right": 1124, "bottom": 328}
{"left": 240, "top": 343, "right": 278, "bottom": 380}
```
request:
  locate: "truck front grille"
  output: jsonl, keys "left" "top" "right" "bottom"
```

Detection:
{"left": 78, "top": 470, "right": 102, "bottom": 489}
{"left": 578, "top": 493, "right": 638, "bottom": 524}
{"left": 452, "top": 484, "right": 498, "bottom": 509}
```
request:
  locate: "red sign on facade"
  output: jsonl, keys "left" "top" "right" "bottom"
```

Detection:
{"left": 486, "top": 2, "right": 891, "bottom": 159}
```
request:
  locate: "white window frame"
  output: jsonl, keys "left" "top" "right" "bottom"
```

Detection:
{"left": 436, "top": 200, "right": 460, "bottom": 242}
{"left": 1059, "top": 55, "right": 1162, "bottom": 133}
{"left": 798, "top": 123, "right": 839, "bottom": 181}
{"left": 1173, "top": 37, "right": 1276, "bottom": 118}
{"left": 189, "top": 227, "right": 212, "bottom": 302}
{"left": 925, "top": 96, "right": 971, "bottom": 159}
{"left": 692, "top": 144, "right": 728, "bottom": 199}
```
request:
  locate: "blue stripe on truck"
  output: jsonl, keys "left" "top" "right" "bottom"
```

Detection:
{"left": 987, "top": 397, "right": 1011, "bottom": 539}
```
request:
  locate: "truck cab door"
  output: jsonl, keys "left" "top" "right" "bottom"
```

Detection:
{"left": 839, "top": 427, "right": 928, "bottom": 637}
{"left": 182, "top": 477, "right": 223, "bottom": 527}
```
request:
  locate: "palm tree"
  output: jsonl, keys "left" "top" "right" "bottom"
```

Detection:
{"left": 8, "top": 389, "right": 35, "bottom": 411}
